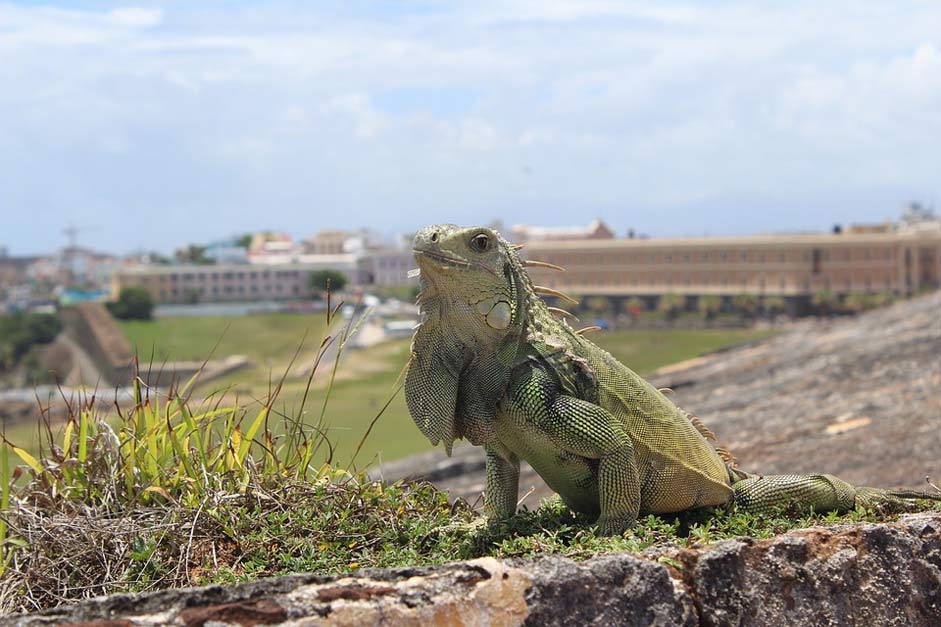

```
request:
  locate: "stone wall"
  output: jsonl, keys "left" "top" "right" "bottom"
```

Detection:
{"left": 58, "top": 302, "right": 134, "bottom": 386}
{"left": 17, "top": 512, "right": 941, "bottom": 627}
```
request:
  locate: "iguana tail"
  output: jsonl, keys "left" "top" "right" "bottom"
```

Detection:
{"left": 730, "top": 473, "right": 941, "bottom": 515}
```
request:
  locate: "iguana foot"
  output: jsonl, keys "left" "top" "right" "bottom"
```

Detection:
{"left": 595, "top": 513, "right": 634, "bottom": 536}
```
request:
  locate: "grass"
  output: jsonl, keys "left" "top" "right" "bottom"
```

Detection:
{"left": 118, "top": 313, "right": 329, "bottom": 363}
{"left": 117, "top": 315, "right": 774, "bottom": 466}
{"left": 591, "top": 328, "right": 776, "bottom": 375}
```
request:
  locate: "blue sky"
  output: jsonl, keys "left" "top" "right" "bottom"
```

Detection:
{"left": 1, "top": 1, "right": 940, "bottom": 254}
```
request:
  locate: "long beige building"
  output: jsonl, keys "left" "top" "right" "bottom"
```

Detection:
{"left": 524, "top": 223, "right": 941, "bottom": 307}
{"left": 112, "top": 258, "right": 361, "bottom": 304}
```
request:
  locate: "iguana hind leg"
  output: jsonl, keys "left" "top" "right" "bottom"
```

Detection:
{"left": 733, "top": 473, "right": 941, "bottom": 514}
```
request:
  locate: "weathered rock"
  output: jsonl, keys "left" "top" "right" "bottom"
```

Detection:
{"left": 14, "top": 512, "right": 941, "bottom": 626}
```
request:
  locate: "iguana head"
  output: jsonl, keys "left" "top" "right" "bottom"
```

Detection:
{"left": 412, "top": 224, "right": 524, "bottom": 335}
{"left": 407, "top": 223, "right": 580, "bottom": 454}
{"left": 405, "top": 224, "right": 528, "bottom": 453}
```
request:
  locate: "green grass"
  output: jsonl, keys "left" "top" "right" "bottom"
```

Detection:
{"left": 591, "top": 328, "right": 776, "bottom": 375}
{"left": 118, "top": 313, "right": 329, "bottom": 363}
{"left": 116, "top": 317, "right": 775, "bottom": 466}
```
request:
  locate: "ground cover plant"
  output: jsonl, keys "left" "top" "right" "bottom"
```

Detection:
{"left": 1, "top": 314, "right": 936, "bottom": 616}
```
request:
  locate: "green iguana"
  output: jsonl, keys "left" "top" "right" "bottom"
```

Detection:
{"left": 404, "top": 224, "right": 940, "bottom": 535}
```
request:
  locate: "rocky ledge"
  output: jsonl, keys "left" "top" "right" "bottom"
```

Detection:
{"left": 15, "top": 511, "right": 941, "bottom": 627}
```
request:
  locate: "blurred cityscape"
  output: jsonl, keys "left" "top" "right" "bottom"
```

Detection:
{"left": 1, "top": 202, "right": 939, "bottom": 413}
{"left": 2, "top": 203, "right": 939, "bottom": 316}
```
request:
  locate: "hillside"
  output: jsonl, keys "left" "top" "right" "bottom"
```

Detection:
{"left": 379, "top": 291, "right": 941, "bottom": 505}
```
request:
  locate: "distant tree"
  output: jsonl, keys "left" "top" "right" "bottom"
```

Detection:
{"left": 697, "top": 295, "right": 722, "bottom": 320}
{"left": 844, "top": 292, "right": 881, "bottom": 313}
{"left": 108, "top": 287, "right": 154, "bottom": 320}
{"left": 308, "top": 270, "right": 348, "bottom": 297}
{"left": 811, "top": 290, "right": 838, "bottom": 316}
{"left": 872, "top": 291, "right": 896, "bottom": 308}
{"left": 584, "top": 296, "right": 611, "bottom": 316}
{"left": 174, "top": 244, "right": 214, "bottom": 265}
{"left": 657, "top": 293, "right": 685, "bottom": 320}
{"left": 763, "top": 295, "right": 787, "bottom": 318}
{"left": 234, "top": 233, "right": 253, "bottom": 249}
{"left": 732, "top": 293, "right": 759, "bottom": 319}
{"left": 146, "top": 251, "right": 172, "bottom": 265}
{"left": 625, "top": 297, "right": 646, "bottom": 318}
{"left": 0, "top": 312, "right": 61, "bottom": 372}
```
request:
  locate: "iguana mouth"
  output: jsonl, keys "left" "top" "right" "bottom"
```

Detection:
{"left": 412, "top": 249, "right": 472, "bottom": 267}
{"left": 413, "top": 249, "right": 502, "bottom": 278}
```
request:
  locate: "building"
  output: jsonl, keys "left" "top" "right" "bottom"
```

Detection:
{"left": 511, "top": 219, "right": 615, "bottom": 243}
{"left": 522, "top": 215, "right": 941, "bottom": 311}
{"left": 359, "top": 249, "right": 417, "bottom": 286}
{"left": 0, "top": 256, "right": 38, "bottom": 289}
{"left": 112, "top": 259, "right": 361, "bottom": 304}
{"left": 247, "top": 232, "right": 300, "bottom": 264}
{"left": 204, "top": 240, "right": 249, "bottom": 265}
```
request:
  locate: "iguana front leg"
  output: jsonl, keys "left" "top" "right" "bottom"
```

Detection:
{"left": 509, "top": 367, "right": 641, "bottom": 535}
{"left": 483, "top": 443, "right": 520, "bottom": 520}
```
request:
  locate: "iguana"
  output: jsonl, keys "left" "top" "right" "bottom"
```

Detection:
{"left": 404, "top": 223, "right": 941, "bottom": 535}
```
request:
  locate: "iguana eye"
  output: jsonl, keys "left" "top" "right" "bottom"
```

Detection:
{"left": 470, "top": 233, "right": 490, "bottom": 252}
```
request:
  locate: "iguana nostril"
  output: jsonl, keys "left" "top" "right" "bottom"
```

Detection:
{"left": 430, "top": 232, "right": 438, "bottom": 243}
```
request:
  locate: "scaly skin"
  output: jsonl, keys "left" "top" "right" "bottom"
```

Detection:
{"left": 404, "top": 224, "right": 941, "bottom": 535}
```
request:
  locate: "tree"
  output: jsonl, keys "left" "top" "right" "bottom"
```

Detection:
{"left": 872, "top": 291, "right": 895, "bottom": 308}
{"left": 0, "top": 312, "right": 62, "bottom": 372}
{"left": 844, "top": 292, "right": 878, "bottom": 314}
{"left": 308, "top": 270, "right": 348, "bottom": 297}
{"left": 811, "top": 290, "right": 838, "bottom": 316}
{"left": 625, "top": 297, "right": 646, "bottom": 319}
{"left": 657, "top": 293, "right": 685, "bottom": 320}
{"left": 697, "top": 295, "right": 722, "bottom": 320}
{"left": 234, "top": 233, "right": 253, "bottom": 249}
{"left": 108, "top": 287, "right": 154, "bottom": 320}
{"left": 174, "top": 244, "right": 214, "bottom": 265}
{"left": 732, "top": 293, "right": 759, "bottom": 319}
{"left": 763, "top": 295, "right": 787, "bottom": 318}
{"left": 584, "top": 296, "right": 611, "bottom": 316}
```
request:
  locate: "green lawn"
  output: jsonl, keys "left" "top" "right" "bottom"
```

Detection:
{"left": 118, "top": 313, "right": 328, "bottom": 363}
{"left": 114, "top": 315, "right": 774, "bottom": 466}
{"left": 591, "top": 328, "right": 776, "bottom": 375}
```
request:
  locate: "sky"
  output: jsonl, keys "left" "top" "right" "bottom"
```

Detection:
{"left": 1, "top": 1, "right": 940, "bottom": 255}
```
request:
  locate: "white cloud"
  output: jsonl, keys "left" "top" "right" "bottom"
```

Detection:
{"left": 2, "top": 1, "right": 941, "bottom": 253}
{"left": 107, "top": 7, "right": 162, "bottom": 28}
